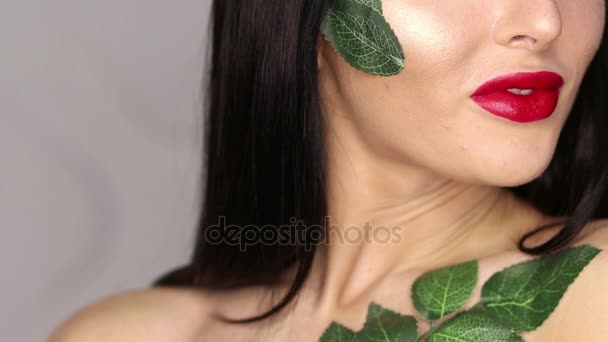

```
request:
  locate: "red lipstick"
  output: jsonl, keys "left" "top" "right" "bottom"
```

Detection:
{"left": 470, "top": 71, "right": 564, "bottom": 123}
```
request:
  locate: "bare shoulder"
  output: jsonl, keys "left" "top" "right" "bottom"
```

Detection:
{"left": 48, "top": 287, "right": 215, "bottom": 342}
{"left": 523, "top": 218, "right": 608, "bottom": 341}
{"left": 576, "top": 217, "right": 608, "bottom": 246}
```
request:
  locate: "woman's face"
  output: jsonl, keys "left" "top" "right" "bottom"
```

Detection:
{"left": 318, "top": 0, "right": 606, "bottom": 186}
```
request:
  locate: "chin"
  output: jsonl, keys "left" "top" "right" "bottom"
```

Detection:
{"left": 472, "top": 153, "right": 555, "bottom": 187}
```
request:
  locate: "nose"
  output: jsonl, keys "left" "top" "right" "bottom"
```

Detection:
{"left": 494, "top": 0, "right": 563, "bottom": 52}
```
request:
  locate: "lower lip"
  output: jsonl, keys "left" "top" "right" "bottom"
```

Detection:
{"left": 471, "top": 89, "right": 560, "bottom": 123}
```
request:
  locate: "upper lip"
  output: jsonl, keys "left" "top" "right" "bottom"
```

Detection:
{"left": 471, "top": 71, "right": 565, "bottom": 97}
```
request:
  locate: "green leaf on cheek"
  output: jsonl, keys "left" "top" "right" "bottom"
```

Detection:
{"left": 322, "top": 0, "right": 405, "bottom": 76}
{"left": 353, "top": 0, "right": 383, "bottom": 14}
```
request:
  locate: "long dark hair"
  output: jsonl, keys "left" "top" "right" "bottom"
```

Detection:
{"left": 153, "top": 0, "right": 608, "bottom": 326}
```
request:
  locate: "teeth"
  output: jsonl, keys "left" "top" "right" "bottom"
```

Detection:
{"left": 506, "top": 88, "right": 534, "bottom": 95}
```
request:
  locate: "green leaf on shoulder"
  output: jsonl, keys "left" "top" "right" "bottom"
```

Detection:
{"left": 427, "top": 307, "right": 524, "bottom": 342}
{"left": 319, "top": 244, "right": 603, "bottom": 341}
{"left": 319, "top": 302, "right": 418, "bottom": 342}
{"left": 411, "top": 260, "right": 478, "bottom": 321}
{"left": 357, "top": 303, "right": 418, "bottom": 341}
{"left": 319, "top": 322, "right": 357, "bottom": 342}
{"left": 480, "top": 244, "right": 602, "bottom": 331}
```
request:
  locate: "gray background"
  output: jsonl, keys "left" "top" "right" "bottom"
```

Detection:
{"left": 0, "top": 1, "right": 211, "bottom": 341}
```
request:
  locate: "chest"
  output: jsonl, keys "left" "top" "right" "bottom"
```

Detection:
{"left": 202, "top": 298, "right": 566, "bottom": 342}
{"left": 201, "top": 251, "right": 594, "bottom": 342}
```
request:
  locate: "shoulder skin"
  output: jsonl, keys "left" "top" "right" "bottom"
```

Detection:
{"left": 48, "top": 287, "right": 212, "bottom": 342}
{"left": 522, "top": 218, "right": 608, "bottom": 341}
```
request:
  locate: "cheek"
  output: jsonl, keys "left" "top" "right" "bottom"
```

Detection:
{"left": 378, "top": 2, "right": 486, "bottom": 110}
{"left": 561, "top": 0, "right": 606, "bottom": 60}
{"left": 383, "top": 1, "right": 489, "bottom": 65}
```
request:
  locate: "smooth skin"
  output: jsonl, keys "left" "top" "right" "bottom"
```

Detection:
{"left": 50, "top": 0, "right": 607, "bottom": 340}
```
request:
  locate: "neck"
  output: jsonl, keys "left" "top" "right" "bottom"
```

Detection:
{"left": 298, "top": 128, "right": 548, "bottom": 318}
